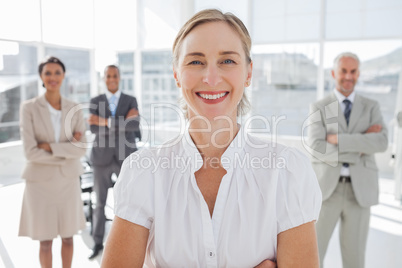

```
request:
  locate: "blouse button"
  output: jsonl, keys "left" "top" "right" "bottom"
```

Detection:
{"left": 209, "top": 251, "right": 215, "bottom": 258}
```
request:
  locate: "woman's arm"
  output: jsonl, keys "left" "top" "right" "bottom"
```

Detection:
{"left": 101, "top": 216, "right": 149, "bottom": 268}
{"left": 277, "top": 221, "right": 319, "bottom": 268}
{"left": 20, "top": 103, "right": 64, "bottom": 165}
{"left": 50, "top": 107, "right": 88, "bottom": 159}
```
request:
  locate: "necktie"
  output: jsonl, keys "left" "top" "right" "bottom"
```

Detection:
{"left": 343, "top": 99, "right": 352, "bottom": 125}
{"left": 342, "top": 99, "right": 352, "bottom": 167}
{"left": 109, "top": 95, "right": 117, "bottom": 117}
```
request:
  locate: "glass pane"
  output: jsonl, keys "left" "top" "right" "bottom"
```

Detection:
{"left": 367, "top": 0, "right": 402, "bottom": 9}
{"left": 326, "top": 11, "right": 362, "bottom": 40}
{"left": 326, "top": 0, "right": 402, "bottom": 39}
{"left": 286, "top": 15, "right": 320, "bottom": 41}
{"left": 287, "top": 0, "right": 320, "bottom": 13}
{"left": 0, "top": 41, "right": 38, "bottom": 143}
{"left": 142, "top": 0, "right": 181, "bottom": 49}
{"left": 117, "top": 52, "right": 135, "bottom": 95}
{"left": 44, "top": 47, "right": 91, "bottom": 103}
{"left": 324, "top": 40, "right": 402, "bottom": 138}
{"left": 365, "top": 9, "right": 402, "bottom": 38}
{"left": 94, "top": 0, "right": 137, "bottom": 50}
{"left": 195, "top": 0, "right": 249, "bottom": 27}
{"left": 253, "top": 0, "right": 319, "bottom": 43}
{"left": 0, "top": 0, "right": 41, "bottom": 41}
{"left": 326, "top": 0, "right": 361, "bottom": 12}
{"left": 141, "top": 51, "right": 180, "bottom": 128}
{"left": 42, "top": 0, "right": 93, "bottom": 48}
{"left": 250, "top": 43, "right": 319, "bottom": 136}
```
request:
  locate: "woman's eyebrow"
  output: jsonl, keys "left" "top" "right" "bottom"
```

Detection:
{"left": 184, "top": 51, "right": 241, "bottom": 57}
{"left": 219, "top": 51, "right": 240, "bottom": 56}
{"left": 184, "top": 52, "right": 205, "bottom": 57}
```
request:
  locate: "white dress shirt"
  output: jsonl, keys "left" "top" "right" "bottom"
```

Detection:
{"left": 114, "top": 127, "right": 322, "bottom": 267}
{"left": 333, "top": 89, "right": 356, "bottom": 176}
{"left": 105, "top": 89, "right": 121, "bottom": 109}
{"left": 47, "top": 102, "right": 61, "bottom": 143}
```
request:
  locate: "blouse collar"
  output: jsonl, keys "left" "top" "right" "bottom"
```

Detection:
{"left": 181, "top": 125, "right": 246, "bottom": 172}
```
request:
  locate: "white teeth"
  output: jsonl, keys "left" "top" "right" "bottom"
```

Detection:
{"left": 199, "top": 93, "right": 227, "bottom": 100}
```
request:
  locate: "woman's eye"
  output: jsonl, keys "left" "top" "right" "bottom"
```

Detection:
{"left": 223, "top": 59, "right": 235, "bottom": 64}
{"left": 189, "top": 60, "right": 202, "bottom": 65}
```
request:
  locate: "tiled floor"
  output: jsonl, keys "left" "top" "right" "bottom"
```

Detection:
{"left": 1, "top": 178, "right": 401, "bottom": 268}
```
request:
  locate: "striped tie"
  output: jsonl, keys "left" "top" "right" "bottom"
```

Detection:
{"left": 342, "top": 99, "right": 352, "bottom": 167}
{"left": 343, "top": 99, "right": 352, "bottom": 125}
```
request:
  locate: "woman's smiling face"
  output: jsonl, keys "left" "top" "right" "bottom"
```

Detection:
{"left": 174, "top": 21, "right": 252, "bottom": 120}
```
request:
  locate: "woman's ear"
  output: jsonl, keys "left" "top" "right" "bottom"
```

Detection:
{"left": 247, "top": 60, "right": 253, "bottom": 82}
{"left": 173, "top": 68, "right": 181, "bottom": 88}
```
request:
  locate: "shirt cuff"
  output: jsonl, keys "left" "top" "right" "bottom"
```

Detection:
{"left": 108, "top": 117, "right": 112, "bottom": 128}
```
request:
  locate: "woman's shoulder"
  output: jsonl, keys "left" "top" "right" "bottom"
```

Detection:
{"left": 22, "top": 95, "right": 42, "bottom": 108}
{"left": 244, "top": 133, "right": 311, "bottom": 171}
{"left": 244, "top": 133, "right": 300, "bottom": 155}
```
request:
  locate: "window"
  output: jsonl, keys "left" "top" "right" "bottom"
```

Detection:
{"left": 0, "top": 41, "right": 38, "bottom": 143}
{"left": 250, "top": 43, "right": 319, "bottom": 136}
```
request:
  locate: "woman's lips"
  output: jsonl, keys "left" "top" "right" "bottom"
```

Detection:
{"left": 196, "top": 91, "right": 229, "bottom": 104}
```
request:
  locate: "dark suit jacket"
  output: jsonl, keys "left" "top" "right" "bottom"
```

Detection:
{"left": 89, "top": 92, "right": 140, "bottom": 166}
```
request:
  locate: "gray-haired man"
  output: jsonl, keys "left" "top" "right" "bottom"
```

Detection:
{"left": 308, "top": 52, "right": 388, "bottom": 268}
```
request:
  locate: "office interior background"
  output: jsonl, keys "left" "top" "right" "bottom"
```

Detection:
{"left": 0, "top": 0, "right": 402, "bottom": 267}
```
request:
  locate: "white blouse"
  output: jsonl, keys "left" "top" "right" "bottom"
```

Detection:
{"left": 47, "top": 102, "right": 62, "bottom": 143}
{"left": 114, "top": 127, "right": 322, "bottom": 268}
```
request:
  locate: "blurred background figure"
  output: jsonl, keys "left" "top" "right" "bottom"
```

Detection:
{"left": 87, "top": 65, "right": 140, "bottom": 260}
{"left": 308, "top": 52, "right": 388, "bottom": 268}
{"left": 18, "top": 56, "right": 87, "bottom": 268}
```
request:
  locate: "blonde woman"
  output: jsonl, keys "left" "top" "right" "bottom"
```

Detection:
{"left": 103, "top": 9, "right": 321, "bottom": 268}
{"left": 19, "top": 57, "right": 87, "bottom": 268}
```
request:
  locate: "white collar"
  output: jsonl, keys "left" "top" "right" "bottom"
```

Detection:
{"left": 46, "top": 102, "right": 61, "bottom": 114}
{"left": 106, "top": 89, "right": 121, "bottom": 100}
{"left": 333, "top": 88, "right": 355, "bottom": 104}
{"left": 181, "top": 125, "right": 245, "bottom": 172}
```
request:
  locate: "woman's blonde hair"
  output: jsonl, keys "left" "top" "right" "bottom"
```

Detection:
{"left": 172, "top": 9, "right": 251, "bottom": 118}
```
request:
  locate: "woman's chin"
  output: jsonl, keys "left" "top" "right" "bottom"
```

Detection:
{"left": 189, "top": 108, "right": 237, "bottom": 122}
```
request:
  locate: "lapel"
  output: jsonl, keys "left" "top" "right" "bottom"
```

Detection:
{"left": 347, "top": 94, "right": 363, "bottom": 133}
{"left": 101, "top": 94, "right": 112, "bottom": 118}
{"left": 37, "top": 95, "right": 55, "bottom": 142}
{"left": 328, "top": 92, "right": 348, "bottom": 132}
{"left": 115, "top": 92, "right": 125, "bottom": 117}
{"left": 59, "top": 97, "right": 72, "bottom": 142}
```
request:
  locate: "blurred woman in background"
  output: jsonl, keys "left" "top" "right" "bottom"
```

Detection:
{"left": 19, "top": 56, "right": 87, "bottom": 268}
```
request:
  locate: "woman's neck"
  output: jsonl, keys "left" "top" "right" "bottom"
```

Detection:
{"left": 45, "top": 91, "right": 62, "bottom": 110}
{"left": 188, "top": 115, "right": 239, "bottom": 158}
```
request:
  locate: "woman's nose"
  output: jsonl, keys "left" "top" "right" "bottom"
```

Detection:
{"left": 202, "top": 64, "right": 222, "bottom": 87}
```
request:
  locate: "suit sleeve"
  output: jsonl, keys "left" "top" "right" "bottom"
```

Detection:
{"left": 89, "top": 96, "right": 109, "bottom": 135}
{"left": 307, "top": 102, "right": 359, "bottom": 165}
{"left": 338, "top": 101, "right": 388, "bottom": 154}
{"left": 114, "top": 96, "right": 140, "bottom": 134}
{"left": 50, "top": 105, "right": 88, "bottom": 159}
{"left": 20, "top": 103, "right": 64, "bottom": 166}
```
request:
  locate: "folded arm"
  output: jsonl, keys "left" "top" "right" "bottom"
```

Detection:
{"left": 307, "top": 104, "right": 359, "bottom": 164}
{"left": 330, "top": 103, "right": 388, "bottom": 154}
{"left": 20, "top": 104, "right": 64, "bottom": 165}
{"left": 50, "top": 108, "right": 88, "bottom": 159}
